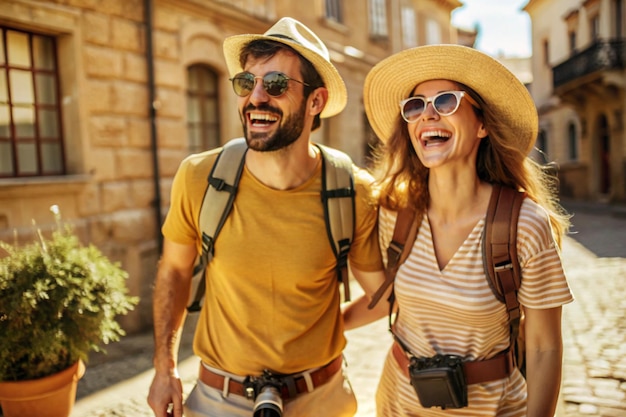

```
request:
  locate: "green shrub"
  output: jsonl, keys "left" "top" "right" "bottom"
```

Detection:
{"left": 0, "top": 206, "right": 139, "bottom": 381}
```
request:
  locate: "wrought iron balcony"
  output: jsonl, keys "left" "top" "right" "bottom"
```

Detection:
{"left": 553, "top": 39, "right": 626, "bottom": 89}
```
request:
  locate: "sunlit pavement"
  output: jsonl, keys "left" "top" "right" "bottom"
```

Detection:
{"left": 69, "top": 200, "right": 626, "bottom": 417}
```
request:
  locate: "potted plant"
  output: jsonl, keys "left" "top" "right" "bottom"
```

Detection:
{"left": 0, "top": 205, "right": 139, "bottom": 417}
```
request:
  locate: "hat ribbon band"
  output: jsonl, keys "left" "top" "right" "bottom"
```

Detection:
{"left": 267, "top": 33, "right": 301, "bottom": 46}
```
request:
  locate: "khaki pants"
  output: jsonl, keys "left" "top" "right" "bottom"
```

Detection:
{"left": 184, "top": 366, "right": 357, "bottom": 417}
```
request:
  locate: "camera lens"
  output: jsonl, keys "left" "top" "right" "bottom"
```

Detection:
{"left": 253, "top": 385, "right": 283, "bottom": 417}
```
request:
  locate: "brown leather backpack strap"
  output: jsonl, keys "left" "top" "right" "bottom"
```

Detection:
{"left": 483, "top": 184, "right": 526, "bottom": 374}
{"left": 483, "top": 184, "right": 525, "bottom": 322}
{"left": 368, "top": 207, "right": 419, "bottom": 309}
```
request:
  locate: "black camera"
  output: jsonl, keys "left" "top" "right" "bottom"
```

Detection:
{"left": 243, "top": 371, "right": 284, "bottom": 417}
{"left": 408, "top": 354, "right": 467, "bottom": 409}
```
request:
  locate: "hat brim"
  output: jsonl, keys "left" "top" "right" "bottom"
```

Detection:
{"left": 223, "top": 34, "right": 347, "bottom": 118}
{"left": 364, "top": 44, "right": 537, "bottom": 155}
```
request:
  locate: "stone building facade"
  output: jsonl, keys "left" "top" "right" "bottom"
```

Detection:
{"left": 525, "top": 0, "right": 626, "bottom": 202}
{"left": 0, "top": 0, "right": 463, "bottom": 332}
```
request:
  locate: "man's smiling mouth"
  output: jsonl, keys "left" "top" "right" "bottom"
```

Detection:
{"left": 248, "top": 112, "right": 279, "bottom": 127}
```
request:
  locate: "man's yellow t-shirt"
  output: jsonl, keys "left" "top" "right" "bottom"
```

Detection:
{"left": 162, "top": 147, "right": 383, "bottom": 376}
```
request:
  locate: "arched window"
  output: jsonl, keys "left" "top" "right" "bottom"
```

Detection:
{"left": 567, "top": 122, "right": 578, "bottom": 160}
{"left": 187, "top": 65, "right": 220, "bottom": 153}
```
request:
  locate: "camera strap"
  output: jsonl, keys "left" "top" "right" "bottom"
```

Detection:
{"left": 392, "top": 332, "right": 414, "bottom": 358}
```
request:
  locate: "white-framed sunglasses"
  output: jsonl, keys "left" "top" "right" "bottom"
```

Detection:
{"left": 399, "top": 91, "right": 480, "bottom": 123}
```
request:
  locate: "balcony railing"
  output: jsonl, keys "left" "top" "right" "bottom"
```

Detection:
{"left": 553, "top": 39, "right": 626, "bottom": 89}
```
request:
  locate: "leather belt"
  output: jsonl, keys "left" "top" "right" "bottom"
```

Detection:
{"left": 392, "top": 341, "right": 514, "bottom": 385}
{"left": 198, "top": 356, "right": 343, "bottom": 400}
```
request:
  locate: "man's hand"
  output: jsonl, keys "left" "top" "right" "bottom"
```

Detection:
{"left": 148, "top": 371, "right": 184, "bottom": 417}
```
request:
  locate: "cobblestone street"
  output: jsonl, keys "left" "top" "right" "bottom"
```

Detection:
{"left": 557, "top": 203, "right": 626, "bottom": 417}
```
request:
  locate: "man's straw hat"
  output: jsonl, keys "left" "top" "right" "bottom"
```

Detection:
{"left": 364, "top": 44, "right": 538, "bottom": 155}
{"left": 223, "top": 17, "right": 347, "bottom": 118}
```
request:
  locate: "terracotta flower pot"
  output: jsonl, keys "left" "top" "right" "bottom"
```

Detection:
{"left": 0, "top": 360, "right": 85, "bottom": 417}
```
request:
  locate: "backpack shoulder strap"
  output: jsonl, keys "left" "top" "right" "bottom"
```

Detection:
{"left": 483, "top": 184, "right": 525, "bottom": 322}
{"left": 187, "top": 138, "right": 247, "bottom": 312}
{"left": 316, "top": 144, "right": 355, "bottom": 302}
{"left": 483, "top": 184, "right": 526, "bottom": 372}
{"left": 368, "top": 207, "right": 419, "bottom": 309}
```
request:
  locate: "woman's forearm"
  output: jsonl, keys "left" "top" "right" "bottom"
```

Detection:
{"left": 525, "top": 347, "right": 563, "bottom": 417}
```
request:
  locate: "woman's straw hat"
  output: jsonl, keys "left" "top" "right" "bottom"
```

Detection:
{"left": 364, "top": 44, "right": 538, "bottom": 155}
{"left": 223, "top": 17, "right": 347, "bottom": 118}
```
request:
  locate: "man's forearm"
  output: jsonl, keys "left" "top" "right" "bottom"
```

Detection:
{"left": 152, "top": 264, "right": 190, "bottom": 374}
{"left": 342, "top": 294, "right": 387, "bottom": 330}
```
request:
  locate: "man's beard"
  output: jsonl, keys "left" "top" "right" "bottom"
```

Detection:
{"left": 242, "top": 101, "right": 307, "bottom": 152}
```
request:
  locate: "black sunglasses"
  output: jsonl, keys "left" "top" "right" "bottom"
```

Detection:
{"left": 399, "top": 91, "right": 480, "bottom": 123}
{"left": 229, "top": 71, "right": 310, "bottom": 97}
